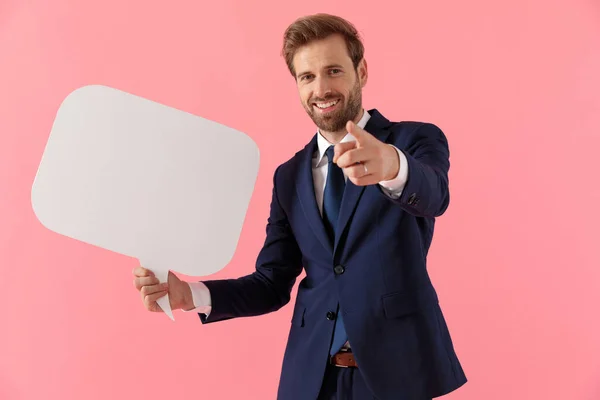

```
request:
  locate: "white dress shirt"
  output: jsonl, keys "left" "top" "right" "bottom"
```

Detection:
{"left": 184, "top": 110, "right": 409, "bottom": 316}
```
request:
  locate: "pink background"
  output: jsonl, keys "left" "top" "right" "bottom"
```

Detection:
{"left": 1, "top": 0, "right": 599, "bottom": 399}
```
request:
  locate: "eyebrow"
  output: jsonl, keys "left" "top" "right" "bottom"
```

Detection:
{"left": 297, "top": 64, "right": 345, "bottom": 78}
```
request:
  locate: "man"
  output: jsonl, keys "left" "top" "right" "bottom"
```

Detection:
{"left": 133, "top": 13, "right": 467, "bottom": 400}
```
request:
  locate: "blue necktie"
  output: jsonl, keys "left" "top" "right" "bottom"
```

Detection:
{"left": 323, "top": 146, "right": 347, "bottom": 355}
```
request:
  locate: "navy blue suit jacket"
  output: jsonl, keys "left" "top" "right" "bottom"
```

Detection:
{"left": 200, "top": 109, "right": 467, "bottom": 399}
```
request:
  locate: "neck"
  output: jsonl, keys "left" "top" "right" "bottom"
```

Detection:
{"left": 320, "top": 108, "right": 364, "bottom": 144}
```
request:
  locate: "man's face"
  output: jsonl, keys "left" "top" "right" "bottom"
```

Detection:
{"left": 292, "top": 34, "right": 367, "bottom": 134}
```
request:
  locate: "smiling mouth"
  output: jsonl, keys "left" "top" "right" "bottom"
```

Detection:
{"left": 313, "top": 99, "right": 340, "bottom": 112}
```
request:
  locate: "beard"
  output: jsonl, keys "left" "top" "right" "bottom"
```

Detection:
{"left": 304, "top": 78, "right": 362, "bottom": 134}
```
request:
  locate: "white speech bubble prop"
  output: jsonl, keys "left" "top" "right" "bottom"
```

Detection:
{"left": 31, "top": 85, "right": 260, "bottom": 320}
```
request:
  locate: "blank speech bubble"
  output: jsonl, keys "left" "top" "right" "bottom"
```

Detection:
{"left": 31, "top": 85, "right": 260, "bottom": 320}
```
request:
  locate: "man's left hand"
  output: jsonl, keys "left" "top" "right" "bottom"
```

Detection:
{"left": 333, "top": 120, "right": 400, "bottom": 186}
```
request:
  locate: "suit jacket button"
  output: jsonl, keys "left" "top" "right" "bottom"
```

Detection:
{"left": 326, "top": 311, "right": 336, "bottom": 320}
{"left": 334, "top": 265, "right": 345, "bottom": 275}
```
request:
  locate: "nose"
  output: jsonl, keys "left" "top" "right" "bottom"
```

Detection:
{"left": 313, "top": 76, "right": 332, "bottom": 100}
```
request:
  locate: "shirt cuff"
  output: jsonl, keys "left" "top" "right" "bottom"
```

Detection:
{"left": 182, "top": 281, "right": 212, "bottom": 316}
{"left": 378, "top": 145, "right": 408, "bottom": 198}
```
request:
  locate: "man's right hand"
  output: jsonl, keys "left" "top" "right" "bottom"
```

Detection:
{"left": 133, "top": 267, "right": 194, "bottom": 312}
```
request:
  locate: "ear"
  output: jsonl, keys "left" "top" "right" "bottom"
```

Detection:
{"left": 358, "top": 58, "right": 368, "bottom": 88}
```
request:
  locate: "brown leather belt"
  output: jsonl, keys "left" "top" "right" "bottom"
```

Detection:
{"left": 330, "top": 350, "right": 358, "bottom": 368}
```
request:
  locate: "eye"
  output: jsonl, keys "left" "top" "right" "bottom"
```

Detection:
{"left": 330, "top": 68, "right": 341, "bottom": 74}
{"left": 300, "top": 74, "right": 313, "bottom": 81}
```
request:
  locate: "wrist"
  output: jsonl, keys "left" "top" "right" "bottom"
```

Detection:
{"left": 384, "top": 144, "right": 400, "bottom": 181}
{"left": 181, "top": 282, "right": 196, "bottom": 311}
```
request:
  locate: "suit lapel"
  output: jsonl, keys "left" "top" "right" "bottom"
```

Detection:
{"left": 333, "top": 109, "right": 393, "bottom": 254}
{"left": 295, "top": 135, "right": 334, "bottom": 254}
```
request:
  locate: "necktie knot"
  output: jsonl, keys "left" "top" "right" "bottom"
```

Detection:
{"left": 325, "top": 145, "right": 335, "bottom": 165}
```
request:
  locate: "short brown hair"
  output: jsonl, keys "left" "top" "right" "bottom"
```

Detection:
{"left": 281, "top": 13, "right": 365, "bottom": 78}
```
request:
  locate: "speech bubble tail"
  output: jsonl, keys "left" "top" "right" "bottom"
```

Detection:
{"left": 157, "top": 294, "right": 175, "bottom": 321}
{"left": 142, "top": 263, "right": 175, "bottom": 321}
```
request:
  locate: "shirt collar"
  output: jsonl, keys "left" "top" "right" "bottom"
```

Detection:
{"left": 315, "top": 109, "right": 371, "bottom": 166}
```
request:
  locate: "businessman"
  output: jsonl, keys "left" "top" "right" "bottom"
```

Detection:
{"left": 133, "top": 13, "right": 467, "bottom": 400}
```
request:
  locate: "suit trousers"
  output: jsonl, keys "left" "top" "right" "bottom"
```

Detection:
{"left": 316, "top": 362, "right": 434, "bottom": 400}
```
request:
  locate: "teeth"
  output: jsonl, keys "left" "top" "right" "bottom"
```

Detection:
{"left": 315, "top": 100, "right": 339, "bottom": 109}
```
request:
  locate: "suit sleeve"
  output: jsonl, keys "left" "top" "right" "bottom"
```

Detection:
{"left": 379, "top": 123, "right": 451, "bottom": 218}
{"left": 198, "top": 165, "right": 304, "bottom": 324}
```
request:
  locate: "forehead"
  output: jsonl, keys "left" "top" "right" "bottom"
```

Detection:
{"left": 292, "top": 34, "right": 352, "bottom": 74}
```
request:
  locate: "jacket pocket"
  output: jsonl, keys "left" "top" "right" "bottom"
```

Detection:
{"left": 291, "top": 306, "right": 306, "bottom": 327}
{"left": 381, "top": 285, "right": 439, "bottom": 319}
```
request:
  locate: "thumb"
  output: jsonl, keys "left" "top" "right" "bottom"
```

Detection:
{"left": 346, "top": 120, "right": 371, "bottom": 146}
